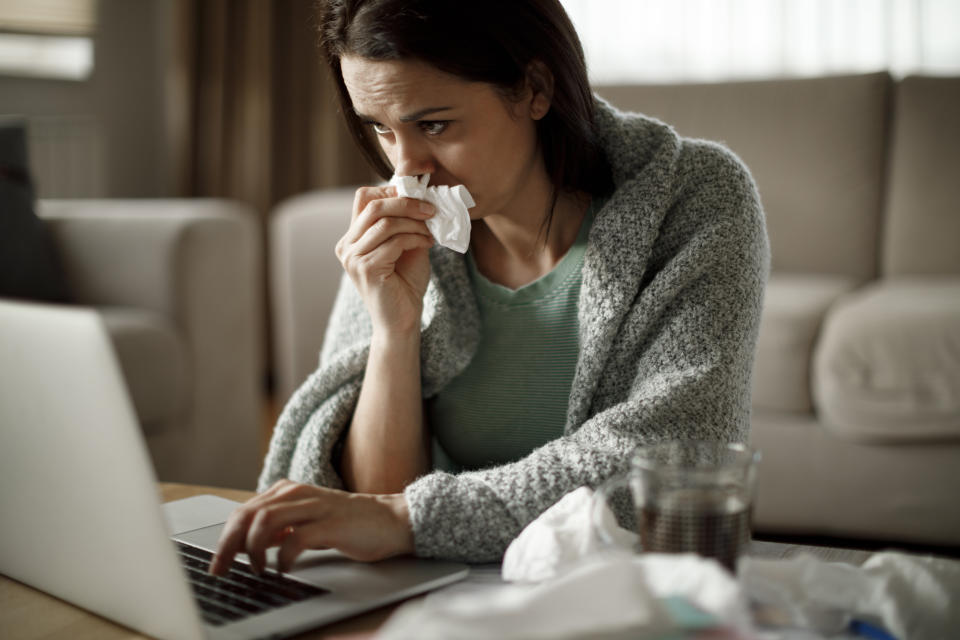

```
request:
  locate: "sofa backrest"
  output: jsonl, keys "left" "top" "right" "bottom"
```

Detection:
{"left": 596, "top": 73, "right": 892, "bottom": 281}
{"left": 882, "top": 75, "right": 960, "bottom": 276}
{"left": 271, "top": 187, "right": 355, "bottom": 404}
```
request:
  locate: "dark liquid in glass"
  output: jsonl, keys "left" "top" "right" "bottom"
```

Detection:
{"left": 640, "top": 489, "right": 751, "bottom": 573}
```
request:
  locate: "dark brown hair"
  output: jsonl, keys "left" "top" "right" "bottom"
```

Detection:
{"left": 317, "top": 0, "right": 612, "bottom": 228}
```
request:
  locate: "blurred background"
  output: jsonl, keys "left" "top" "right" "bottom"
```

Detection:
{"left": 0, "top": 0, "right": 373, "bottom": 211}
{"left": 1, "top": 0, "right": 957, "bottom": 206}
{"left": 2, "top": 1, "right": 960, "bottom": 502}
{"left": 2, "top": 0, "right": 959, "bottom": 429}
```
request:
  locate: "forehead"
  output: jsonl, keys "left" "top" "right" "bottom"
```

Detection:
{"left": 340, "top": 55, "right": 488, "bottom": 117}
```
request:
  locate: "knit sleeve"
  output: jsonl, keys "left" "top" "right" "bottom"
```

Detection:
{"left": 404, "top": 140, "right": 770, "bottom": 562}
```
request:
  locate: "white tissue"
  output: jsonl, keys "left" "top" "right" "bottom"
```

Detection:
{"left": 741, "top": 554, "right": 872, "bottom": 633}
{"left": 390, "top": 173, "right": 474, "bottom": 253}
{"left": 502, "top": 486, "right": 750, "bottom": 630}
{"left": 741, "top": 551, "right": 960, "bottom": 639}
{"left": 377, "top": 557, "right": 675, "bottom": 640}
{"left": 860, "top": 552, "right": 960, "bottom": 640}
{"left": 501, "top": 486, "right": 638, "bottom": 583}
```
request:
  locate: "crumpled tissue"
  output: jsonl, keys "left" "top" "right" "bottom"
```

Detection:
{"left": 390, "top": 173, "right": 474, "bottom": 253}
{"left": 501, "top": 485, "right": 638, "bottom": 583}
{"left": 501, "top": 487, "right": 750, "bottom": 629}
{"left": 376, "top": 486, "right": 753, "bottom": 639}
{"left": 377, "top": 555, "right": 681, "bottom": 640}
{"left": 742, "top": 551, "right": 960, "bottom": 640}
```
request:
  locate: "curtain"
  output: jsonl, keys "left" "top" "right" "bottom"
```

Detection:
{"left": 166, "top": 0, "right": 374, "bottom": 393}
{"left": 168, "top": 0, "right": 373, "bottom": 217}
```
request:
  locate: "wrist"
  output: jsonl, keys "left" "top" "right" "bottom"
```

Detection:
{"left": 370, "top": 324, "right": 422, "bottom": 353}
{"left": 378, "top": 493, "right": 415, "bottom": 555}
{"left": 371, "top": 306, "right": 423, "bottom": 339}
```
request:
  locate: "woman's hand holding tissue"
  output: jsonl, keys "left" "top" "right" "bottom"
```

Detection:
{"left": 336, "top": 185, "right": 434, "bottom": 495}
{"left": 209, "top": 480, "right": 414, "bottom": 576}
{"left": 335, "top": 185, "right": 436, "bottom": 335}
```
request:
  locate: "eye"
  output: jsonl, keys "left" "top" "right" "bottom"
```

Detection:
{"left": 418, "top": 120, "right": 449, "bottom": 136}
{"left": 364, "top": 120, "right": 392, "bottom": 135}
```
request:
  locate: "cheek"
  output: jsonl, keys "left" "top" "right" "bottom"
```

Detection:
{"left": 377, "top": 139, "right": 399, "bottom": 170}
{"left": 471, "top": 127, "right": 534, "bottom": 191}
{"left": 436, "top": 119, "right": 535, "bottom": 206}
{"left": 431, "top": 144, "right": 472, "bottom": 184}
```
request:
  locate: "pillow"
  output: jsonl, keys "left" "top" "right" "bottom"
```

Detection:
{"left": 0, "top": 117, "right": 70, "bottom": 303}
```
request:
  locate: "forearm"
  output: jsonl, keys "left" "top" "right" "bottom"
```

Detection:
{"left": 341, "top": 329, "right": 430, "bottom": 493}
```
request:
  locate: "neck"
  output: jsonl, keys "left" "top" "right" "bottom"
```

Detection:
{"left": 471, "top": 187, "right": 589, "bottom": 289}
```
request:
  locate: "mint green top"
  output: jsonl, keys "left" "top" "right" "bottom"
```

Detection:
{"left": 428, "top": 202, "right": 597, "bottom": 472}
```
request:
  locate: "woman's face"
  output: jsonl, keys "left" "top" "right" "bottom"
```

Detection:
{"left": 340, "top": 55, "right": 549, "bottom": 220}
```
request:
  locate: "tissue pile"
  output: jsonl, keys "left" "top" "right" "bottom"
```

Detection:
{"left": 375, "top": 486, "right": 960, "bottom": 640}
{"left": 390, "top": 174, "right": 474, "bottom": 253}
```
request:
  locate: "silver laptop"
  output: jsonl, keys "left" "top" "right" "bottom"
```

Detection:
{"left": 0, "top": 300, "right": 468, "bottom": 640}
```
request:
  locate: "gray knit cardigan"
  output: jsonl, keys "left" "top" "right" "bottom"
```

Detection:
{"left": 258, "top": 98, "right": 770, "bottom": 563}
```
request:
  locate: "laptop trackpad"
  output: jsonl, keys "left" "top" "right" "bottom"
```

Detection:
{"left": 163, "top": 494, "right": 239, "bottom": 535}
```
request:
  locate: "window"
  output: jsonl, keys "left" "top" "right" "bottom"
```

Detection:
{"left": 560, "top": 0, "right": 960, "bottom": 84}
{"left": 0, "top": 0, "right": 97, "bottom": 80}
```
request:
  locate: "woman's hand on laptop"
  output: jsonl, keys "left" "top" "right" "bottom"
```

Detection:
{"left": 208, "top": 479, "right": 414, "bottom": 576}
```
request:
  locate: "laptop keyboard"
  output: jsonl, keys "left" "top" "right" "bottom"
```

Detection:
{"left": 176, "top": 541, "right": 329, "bottom": 627}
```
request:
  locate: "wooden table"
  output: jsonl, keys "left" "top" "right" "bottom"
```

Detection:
{"left": 2, "top": 482, "right": 887, "bottom": 640}
{"left": 0, "top": 483, "right": 398, "bottom": 640}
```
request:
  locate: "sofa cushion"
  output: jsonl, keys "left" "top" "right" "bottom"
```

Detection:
{"left": 598, "top": 73, "right": 891, "bottom": 280}
{"left": 883, "top": 76, "right": 960, "bottom": 276}
{"left": 752, "top": 274, "right": 858, "bottom": 413}
{"left": 0, "top": 117, "right": 70, "bottom": 303}
{"left": 813, "top": 279, "right": 960, "bottom": 442}
{"left": 271, "top": 187, "right": 356, "bottom": 404}
{"left": 98, "top": 307, "right": 189, "bottom": 432}
{"left": 750, "top": 408, "right": 960, "bottom": 545}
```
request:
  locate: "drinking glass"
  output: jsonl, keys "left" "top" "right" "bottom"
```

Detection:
{"left": 593, "top": 440, "right": 760, "bottom": 573}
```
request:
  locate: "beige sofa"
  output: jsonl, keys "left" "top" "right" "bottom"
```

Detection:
{"left": 36, "top": 199, "right": 264, "bottom": 489}
{"left": 270, "top": 73, "right": 960, "bottom": 548}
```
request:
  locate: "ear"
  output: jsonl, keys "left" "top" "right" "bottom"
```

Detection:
{"left": 525, "top": 60, "right": 554, "bottom": 121}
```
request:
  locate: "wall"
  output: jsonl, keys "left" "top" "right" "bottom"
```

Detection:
{"left": 0, "top": 0, "right": 171, "bottom": 198}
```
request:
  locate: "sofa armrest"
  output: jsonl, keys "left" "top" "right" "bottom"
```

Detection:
{"left": 38, "top": 199, "right": 252, "bottom": 316}
{"left": 270, "top": 188, "right": 355, "bottom": 404}
{"left": 37, "top": 199, "right": 264, "bottom": 488}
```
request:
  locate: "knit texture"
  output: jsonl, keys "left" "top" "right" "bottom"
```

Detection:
{"left": 258, "top": 98, "right": 770, "bottom": 562}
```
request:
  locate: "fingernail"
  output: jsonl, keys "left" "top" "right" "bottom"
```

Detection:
{"left": 419, "top": 201, "right": 435, "bottom": 215}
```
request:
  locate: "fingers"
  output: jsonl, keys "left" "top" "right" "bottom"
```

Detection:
{"left": 349, "top": 216, "right": 434, "bottom": 257}
{"left": 351, "top": 184, "right": 434, "bottom": 219}
{"left": 209, "top": 482, "right": 414, "bottom": 577}
{"left": 209, "top": 480, "right": 300, "bottom": 576}
{"left": 338, "top": 189, "right": 435, "bottom": 258}
{"left": 345, "top": 234, "right": 434, "bottom": 286}
{"left": 352, "top": 185, "right": 396, "bottom": 221}
{"left": 244, "top": 498, "right": 322, "bottom": 574}
{"left": 335, "top": 195, "right": 436, "bottom": 288}
{"left": 277, "top": 524, "right": 315, "bottom": 574}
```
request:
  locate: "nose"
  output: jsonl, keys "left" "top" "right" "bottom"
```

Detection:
{"left": 392, "top": 134, "right": 436, "bottom": 178}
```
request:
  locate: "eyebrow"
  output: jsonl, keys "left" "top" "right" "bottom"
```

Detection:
{"left": 355, "top": 106, "right": 454, "bottom": 123}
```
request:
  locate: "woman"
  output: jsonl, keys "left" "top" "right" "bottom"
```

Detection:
{"left": 211, "top": 0, "right": 768, "bottom": 575}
